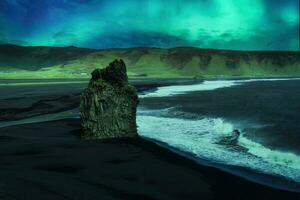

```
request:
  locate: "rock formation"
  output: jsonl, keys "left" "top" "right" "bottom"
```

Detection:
{"left": 80, "top": 59, "right": 139, "bottom": 139}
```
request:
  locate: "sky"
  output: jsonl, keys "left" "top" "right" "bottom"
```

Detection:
{"left": 0, "top": 0, "right": 299, "bottom": 50}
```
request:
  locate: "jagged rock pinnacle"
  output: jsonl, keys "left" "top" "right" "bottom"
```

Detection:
{"left": 80, "top": 59, "right": 138, "bottom": 139}
{"left": 91, "top": 59, "right": 128, "bottom": 86}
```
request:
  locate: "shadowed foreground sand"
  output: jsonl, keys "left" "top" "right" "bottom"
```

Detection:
{"left": 0, "top": 119, "right": 299, "bottom": 200}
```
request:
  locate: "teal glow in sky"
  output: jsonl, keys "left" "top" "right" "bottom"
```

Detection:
{"left": 0, "top": 0, "right": 299, "bottom": 50}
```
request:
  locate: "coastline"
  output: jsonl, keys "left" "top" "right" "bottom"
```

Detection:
{"left": 144, "top": 136, "right": 300, "bottom": 193}
{"left": 0, "top": 118, "right": 299, "bottom": 200}
{"left": 0, "top": 79, "right": 200, "bottom": 122}
{"left": 0, "top": 78, "right": 300, "bottom": 199}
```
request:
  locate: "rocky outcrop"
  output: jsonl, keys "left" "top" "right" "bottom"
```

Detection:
{"left": 218, "top": 129, "right": 241, "bottom": 146}
{"left": 80, "top": 59, "right": 139, "bottom": 139}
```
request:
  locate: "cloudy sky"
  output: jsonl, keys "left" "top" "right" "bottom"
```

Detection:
{"left": 0, "top": 0, "right": 299, "bottom": 50}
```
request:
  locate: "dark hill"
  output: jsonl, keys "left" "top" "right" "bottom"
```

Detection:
{"left": 0, "top": 44, "right": 299, "bottom": 78}
{"left": 0, "top": 44, "right": 97, "bottom": 70}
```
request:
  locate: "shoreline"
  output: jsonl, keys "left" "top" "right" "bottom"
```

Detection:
{"left": 0, "top": 118, "right": 299, "bottom": 199}
{"left": 135, "top": 137, "right": 300, "bottom": 196}
{"left": 1, "top": 78, "right": 300, "bottom": 199}
{"left": 144, "top": 137, "right": 300, "bottom": 193}
{"left": 2, "top": 106, "right": 300, "bottom": 194}
{"left": 2, "top": 109, "right": 300, "bottom": 193}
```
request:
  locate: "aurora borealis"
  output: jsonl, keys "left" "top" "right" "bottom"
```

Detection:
{"left": 0, "top": 0, "right": 299, "bottom": 50}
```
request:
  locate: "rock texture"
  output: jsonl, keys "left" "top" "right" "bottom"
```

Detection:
{"left": 80, "top": 59, "right": 138, "bottom": 139}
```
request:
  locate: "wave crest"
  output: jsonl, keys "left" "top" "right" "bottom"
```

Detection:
{"left": 137, "top": 108, "right": 300, "bottom": 184}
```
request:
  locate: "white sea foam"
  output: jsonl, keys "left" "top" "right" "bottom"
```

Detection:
{"left": 137, "top": 110, "right": 300, "bottom": 183}
{"left": 238, "top": 135, "right": 300, "bottom": 170}
{"left": 140, "top": 78, "right": 300, "bottom": 98}
{"left": 137, "top": 77, "right": 300, "bottom": 184}
{"left": 139, "top": 80, "right": 238, "bottom": 98}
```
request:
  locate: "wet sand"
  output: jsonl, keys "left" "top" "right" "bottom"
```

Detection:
{"left": 0, "top": 78, "right": 199, "bottom": 121}
{"left": 0, "top": 79, "right": 299, "bottom": 199}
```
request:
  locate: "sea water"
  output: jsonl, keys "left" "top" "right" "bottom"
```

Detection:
{"left": 137, "top": 78, "right": 300, "bottom": 192}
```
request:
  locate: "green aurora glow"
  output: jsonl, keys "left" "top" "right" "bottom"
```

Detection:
{"left": 0, "top": 0, "right": 299, "bottom": 50}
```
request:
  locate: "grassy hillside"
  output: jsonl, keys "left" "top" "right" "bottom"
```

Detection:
{"left": 0, "top": 44, "right": 96, "bottom": 70}
{"left": 0, "top": 44, "right": 299, "bottom": 79}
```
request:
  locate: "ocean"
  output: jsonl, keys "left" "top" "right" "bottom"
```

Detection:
{"left": 137, "top": 78, "right": 300, "bottom": 192}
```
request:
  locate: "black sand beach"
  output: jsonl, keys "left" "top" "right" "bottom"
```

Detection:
{"left": 0, "top": 79, "right": 299, "bottom": 200}
{"left": 0, "top": 78, "right": 198, "bottom": 121}
{"left": 1, "top": 119, "right": 300, "bottom": 200}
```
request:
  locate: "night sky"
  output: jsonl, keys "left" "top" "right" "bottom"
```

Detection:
{"left": 0, "top": 0, "right": 299, "bottom": 50}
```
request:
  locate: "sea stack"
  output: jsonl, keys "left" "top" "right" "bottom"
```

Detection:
{"left": 80, "top": 59, "right": 139, "bottom": 139}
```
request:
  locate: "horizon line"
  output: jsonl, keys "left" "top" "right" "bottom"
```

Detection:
{"left": 1, "top": 43, "right": 299, "bottom": 53}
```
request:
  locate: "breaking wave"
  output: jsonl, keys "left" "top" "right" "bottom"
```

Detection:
{"left": 137, "top": 78, "right": 300, "bottom": 191}
{"left": 140, "top": 78, "right": 300, "bottom": 98}
{"left": 137, "top": 108, "right": 300, "bottom": 185}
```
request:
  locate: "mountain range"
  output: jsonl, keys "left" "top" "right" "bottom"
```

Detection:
{"left": 0, "top": 44, "right": 299, "bottom": 79}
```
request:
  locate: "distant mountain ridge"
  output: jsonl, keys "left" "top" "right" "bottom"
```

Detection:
{"left": 0, "top": 44, "right": 299, "bottom": 78}
{"left": 0, "top": 44, "right": 97, "bottom": 70}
